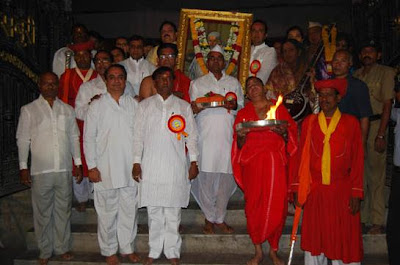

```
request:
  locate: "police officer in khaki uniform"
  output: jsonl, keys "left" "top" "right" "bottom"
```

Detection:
{"left": 354, "top": 40, "right": 396, "bottom": 234}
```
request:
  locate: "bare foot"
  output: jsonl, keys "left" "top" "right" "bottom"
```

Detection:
{"left": 60, "top": 252, "right": 74, "bottom": 260}
{"left": 246, "top": 255, "right": 263, "bottom": 265}
{"left": 269, "top": 249, "right": 284, "bottom": 265}
{"left": 125, "top": 252, "right": 141, "bottom": 263}
{"left": 75, "top": 201, "right": 87, "bottom": 212}
{"left": 37, "top": 258, "right": 49, "bottom": 265}
{"left": 169, "top": 258, "right": 180, "bottom": 265}
{"left": 203, "top": 219, "right": 215, "bottom": 234}
{"left": 105, "top": 254, "right": 120, "bottom": 265}
{"left": 214, "top": 222, "right": 234, "bottom": 234}
{"left": 143, "top": 257, "right": 154, "bottom": 265}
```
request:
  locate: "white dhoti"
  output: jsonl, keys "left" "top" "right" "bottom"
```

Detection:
{"left": 31, "top": 172, "right": 73, "bottom": 259}
{"left": 304, "top": 251, "right": 361, "bottom": 265}
{"left": 73, "top": 177, "right": 93, "bottom": 202}
{"left": 94, "top": 186, "right": 138, "bottom": 256}
{"left": 191, "top": 171, "right": 237, "bottom": 223}
{"left": 147, "top": 206, "right": 182, "bottom": 259}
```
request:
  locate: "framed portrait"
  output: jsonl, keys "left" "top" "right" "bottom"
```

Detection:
{"left": 176, "top": 9, "right": 253, "bottom": 88}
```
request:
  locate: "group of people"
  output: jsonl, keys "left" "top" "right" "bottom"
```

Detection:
{"left": 16, "top": 15, "right": 397, "bottom": 265}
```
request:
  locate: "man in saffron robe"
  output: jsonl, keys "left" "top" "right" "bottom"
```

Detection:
{"left": 292, "top": 78, "right": 364, "bottom": 265}
{"left": 232, "top": 77, "right": 298, "bottom": 265}
{"left": 58, "top": 42, "right": 97, "bottom": 211}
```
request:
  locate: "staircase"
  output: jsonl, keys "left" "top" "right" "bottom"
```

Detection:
{"left": 14, "top": 190, "right": 389, "bottom": 264}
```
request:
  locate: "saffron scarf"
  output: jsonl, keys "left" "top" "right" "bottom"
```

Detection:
{"left": 318, "top": 108, "right": 341, "bottom": 185}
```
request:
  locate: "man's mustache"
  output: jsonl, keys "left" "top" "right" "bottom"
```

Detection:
{"left": 163, "top": 34, "right": 171, "bottom": 38}
{"left": 362, "top": 56, "right": 372, "bottom": 60}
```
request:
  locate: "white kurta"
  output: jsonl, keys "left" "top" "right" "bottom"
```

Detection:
{"left": 119, "top": 57, "right": 156, "bottom": 96}
{"left": 84, "top": 92, "right": 138, "bottom": 191}
{"left": 249, "top": 43, "right": 278, "bottom": 85}
{"left": 133, "top": 94, "right": 198, "bottom": 208}
{"left": 16, "top": 95, "right": 81, "bottom": 175}
{"left": 75, "top": 75, "right": 136, "bottom": 121}
{"left": 189, "top": 72, "right": 244, "bottom": 174}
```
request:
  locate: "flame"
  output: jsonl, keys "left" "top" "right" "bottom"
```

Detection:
{"left": 265, "top": 95, "right": 283, "bottom": 120}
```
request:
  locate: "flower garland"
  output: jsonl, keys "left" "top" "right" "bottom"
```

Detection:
{"left": 190, "top": 18, "right": 209, "bottom": 75}
{"left": 322, "top": 25, "right": 337, "bottom": 61}
{"left": 322, "top": 25, "right": 337, "bottom": 75}
{"left": 189, "top": 18, "right": 243, "bottom": 76}
{"left": 225, "top": 21, "right": 244, "bottom": 75}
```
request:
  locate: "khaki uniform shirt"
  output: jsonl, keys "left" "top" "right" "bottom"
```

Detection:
{"left": 354, "top": 64, "right": 395, "bottom": 115}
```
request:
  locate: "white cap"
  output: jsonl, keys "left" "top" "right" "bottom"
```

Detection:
{"left": 308, "top": 21, "right": 322, "bottom": 28}
{"left": 208, "top": 31, "right": 220, "bottom": 39}
{"left": 210, "top": 44, "right": 224, "bottom": 55}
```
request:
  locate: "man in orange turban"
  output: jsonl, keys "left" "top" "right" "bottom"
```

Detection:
{"left": 292, "top": 78, "right": 364, "bottom": 265}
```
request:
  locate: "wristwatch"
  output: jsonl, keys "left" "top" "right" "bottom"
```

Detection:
{"left": 376, "top": 135, "right": 385, "bottom": 139}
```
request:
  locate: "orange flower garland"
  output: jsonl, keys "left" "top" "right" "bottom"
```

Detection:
{"left": 190, "top": 18, "right": 209, "bottom": 75}
{"left": 226, "top": 21, "right": 244, "bottom": 75}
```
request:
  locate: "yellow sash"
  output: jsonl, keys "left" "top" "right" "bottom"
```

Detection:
{"left": 318, "top": 108, "right": 341, "bottom": 185}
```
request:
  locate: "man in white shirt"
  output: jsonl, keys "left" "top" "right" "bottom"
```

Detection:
{"left": 84, "top": 64, "right": 140, "bottom": 265}
{"left": 75, "top": 50, "right": 136, "bottom": 121}
{"left": 189, "top": 45, "right": 244, "bottom": 234}
{"left": 16, "top": 72, "right": 82, "bottom": 265}
{"left": 133, "top": 66, "right": 199, "bottom": 265}
{"left": 119, "top": 35, "right": 156, "bottom": 96}
{"left": 146, "top": 21, "right": 178, "bottom": 66}
{"left": 249, "top": 19, "right": 278, "bottom": 84}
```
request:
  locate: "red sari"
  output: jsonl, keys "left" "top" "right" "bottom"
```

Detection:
{"left": 232, "top": 102, "right": 298, "bottom": 249}
{"left": 58, "top": 68, "right": 97, "bottom": 176}
{"left": 292, "top": 113, "right": 364, "bottom": 263}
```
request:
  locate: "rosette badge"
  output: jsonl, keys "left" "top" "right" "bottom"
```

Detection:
{"left": 168, "top": 114, "right": 188, "bottom": 140}
{"left": 250, "top": 60, "right": 261, "bottom": 76}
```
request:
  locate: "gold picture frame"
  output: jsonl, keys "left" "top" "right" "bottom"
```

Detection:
{"left": 176, "top": 8, "right": 253, "bottom": 88}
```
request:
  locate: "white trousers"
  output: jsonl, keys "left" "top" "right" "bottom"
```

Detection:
{"left": 305, "top": 251, "right": 361, "bottom": 265}
{"left": 94, "top": 186, "right": 138, "bottom": 256}
{"left": 31, "top": 172, "right": 72, "bottom": 259}
{"left": 191, "top": 171, "right": 237, "bottom": 223}
{"left": 73, "top": 177, "right": 93, "bottom": 202}
{"left": 147, "top": 206, "right": 181, "bottom": 259}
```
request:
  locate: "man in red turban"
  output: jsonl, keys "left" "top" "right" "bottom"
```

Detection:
{"left": 58, "top": 41, "right": 97, "bottom": 212}
{"left": 292, "top": 78, "right": 364, "bottom": 265}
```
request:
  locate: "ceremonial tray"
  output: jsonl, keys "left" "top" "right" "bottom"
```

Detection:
{"left": 235, "top": 119, "right": 287, "bottom": 132}
{"left": 196, "top": 101, "right": 225, "bottom": 108}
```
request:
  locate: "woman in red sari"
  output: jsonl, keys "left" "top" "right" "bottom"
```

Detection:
{"left": 232, "top": 77, "right": 298, "bottom": 265}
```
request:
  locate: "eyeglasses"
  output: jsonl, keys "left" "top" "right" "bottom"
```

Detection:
{"left": 94, "top": 58, "right": 111, "bottom": 63}
{"left": 159, "top": 54, "right": 176, "bottom": 60}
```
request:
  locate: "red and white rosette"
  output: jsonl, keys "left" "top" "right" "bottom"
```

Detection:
{"left": 168, "top": 114, "right": 188, "bottom": 140}
{"left": 225, "top": 92, "right": 237, "bottom": 102}
{"left": 250, "top": 60, "right": 261, "bottom": 76}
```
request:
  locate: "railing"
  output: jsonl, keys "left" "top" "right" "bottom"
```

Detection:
{"left": 0, "top": 0, "right": 72, "bottom": 197}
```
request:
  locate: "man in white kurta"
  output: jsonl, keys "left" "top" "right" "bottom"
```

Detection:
{"left": 249, "top": 20, "right": 277, "bottom": 84}
{"left": 16, "top": 72, "right": 82, "bottom": 264}
{"left": 133, "top": 66, "right": 199, "bottom": 265}
{"left": 189, "top": 45, "right": 244, "bottom": 234}
{"left": 75, "top": 50, "right": 136, "bottom": 121}
{"left": 119, "top": 35, "right": 156, "bottom": 96}
{"left": 84, "top": 64, "right": 141, "bottom": 265}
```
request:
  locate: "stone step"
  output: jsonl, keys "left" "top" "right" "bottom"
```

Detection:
{"left": 13, "top": 251, "right": 389, "bottom": 265}
{"left": 25, "top": 224, "right": 387, "bottom": 255}
{"left": 72, "top": 206, "right": 298, "bottom": 227}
